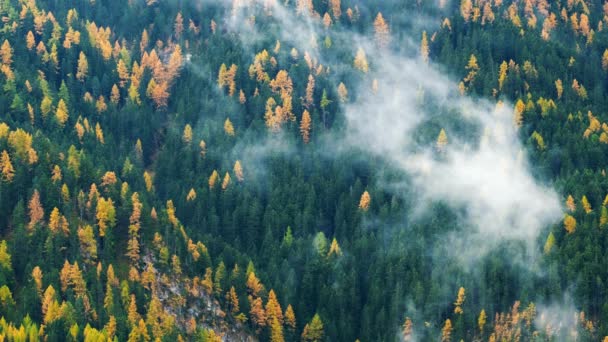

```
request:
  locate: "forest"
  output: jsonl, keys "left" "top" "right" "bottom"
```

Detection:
{"left": 1, "top": 0, "right": 608, "bottom": 341}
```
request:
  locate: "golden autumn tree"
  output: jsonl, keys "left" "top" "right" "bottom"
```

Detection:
{"left": 454, "top": 287, "right": 465, "bottom": 314}
{"left": 221, "top": 172, "right": 231, "bottom": 190}
{"left": 266, "top": 289, "right": 284, "bottom": 324}
{"left": 564, "top": 214, "right": 577, "bottom": 234}
{"left": 55, "top": 99, "right": 69, "bottom": 126}
{"left": 174, "top": 12, "right": 184, "bottom": 39}
{"left": 234, "top": 160, "right": 244, "bottom": 182}
{"left": 28, "top": 190, "right": 44, "bottom": 233}
{"left": 304, "top": 74, "right": 315, "bottom": 108}
{"left": 353, "top": 48, "right": 369, "bottom": 73}
{"left": 0, "top": 40, "right": 12, "bottom": 65}
{"left": 270, "top": 317, "right": 285, "bottom": 342}
{"left": 514, "top": 99, "right": 525, "bottom": 127}
{"left": 96, "top": 197, "right": 116, "bottom": 237}
{"left": 26, "top": 31, "right": 36, "bottom": 50}
{"left": 566, "top": 195, "right": 576, "bottom": 212}
{"left": 302, "top": 314, "right": 324, "bottom": 342}
{"left": 478, "top": 309, "right": 487, "bottom": 333}
{"left": 209, "top": 170, "right": 219, "bottom": 189}
{"left": 250, "top": 296, "right": 267, "bottom": 330}
{"left": 338, "top": 82, "right": 348, "bottom": 102}
{"left": 373, "top": 13, "right": 390, "bottom": 47}
{"left": 300, "top": 110, "right": 312, "bottom": 144}
{"left": 359, "top": 191, "right": 371, "bottom": 211}
{"left": 226, "top": 286, "right": 240, "bottom": 315}
{"left": 76, "top": 51, "right": 88, "bottom": 81}
{"left": 285, "top": 304, "right": 296, "bottom": 332}
{"left": 441, "top": 319, "right": 452, "bottom": 342}
{"left": 420, "top": 31, "right": 429, "bottom": 63}
{"left": 182, "top": 124, "right": 193, "bottom": 144}
{"left": 224, "top": 118, "right": 235, "bottom": 136}
{"left": 582, "top": 195, "right": 592, "bottom": 213}
{"left": 544, "top": 231, "right": 556, "bottom": 254}
{"left": 436, "top": 129, "right": 448, "bottom": 151}
{"left": 0, "top": 150, "right": 14, "bottom": 182}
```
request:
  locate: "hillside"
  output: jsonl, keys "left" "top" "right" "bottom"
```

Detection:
{"left": 0, "top": 0, "right": 608, "bottom": 341}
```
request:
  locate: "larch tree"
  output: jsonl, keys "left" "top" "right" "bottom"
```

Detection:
{"left": 338, "top": 82, "right": 348, "bottom": 102}
{"left": 0, "top": 150, "right": 14, "bottom": 182}
{"left": 304, "top": 74, "right": 315, "bottom": 108}
{"left": 544, "top": 232, "right": 556, "bottom": 254}
{"left": 582, "top": 195, "right": 592, "bottom": 213}
{"left": 26, "top": 31, "right": 36, "bottom": 50}
{"left": 265, "top": 289, "right": 284, "bottom": 324}
{"left": 226, "top": 286, "right": 240, "bottom": 315}
{"left": 0, "top": 40, "right": 12, "bottom": 65}
{"left": 224, "top": 118, "right": 235, "bottom": 136}
{"left": 460, "top": 0, "right": 473, "bottom": 22}
{"left": 174, "top": 12, "right": 184, "bottom": 39}
{"left": 564, "top": 214, "right": 577, "bottom": 234}
{"left": 330, "top": 0, "right": 341, "bottom": 19}
{"left": 300, "top": 110, "right": 312, "bottom": 144}
{"left": 182, "top": 124, "right": 193, "bottom": 144}
{"left": 301, "top": 314, "right": 324, "bottom": 342}
{"left": 285, "top": 305, "right": 296, "bottom": 331}
{"left": 250, "top": 296, "right": 267, "bottom": 330}
{"left": 96, "top": 197, "right": 116, "bottom": 237}
{"left": 373, "top": 13, "right": 390, "bottom": 47}
{"left": 76, "top": 51, "right": 88, "bottom": 81}
{"left": 402, "top": 317, "right": 413, "bottom": 341}
{"left": 566, "top": 195, "right": 576, "bottom": 212}
{"left": 270, "top": 317, "right": 284, "bottom": 342}
{"left": 234, "top": 160, "right": 244, "bottom": 182}
{"left": 55, "top": 99, "right": 69, "bottom": 126}
{"left": 441, "top": 319, "right": 452, "bottom": 342}
{"left": 454, "top": 287, "right": 465, "bottom": 314}
{"left": 111, "top": 84, "right": 120, "bottom": 104}
{"left": 353, "top": 48, "right": 369, "bottom": 73}
{"left": 420, "top": 31, "right": 429, "bottom": 63}
{"left": 436, "top": 129, "right": 448, "bottom": 151}
{"left": 359, "top": 191, "right": 371, "bottom": 211}
{"left": 209, "top": 170, "right": 219, "bottom": 189}
{"left": 221, "top": 172, "right": 231, "bottom": 190}
{"left": 478, "top": 309, "right": 487, "bottom": 333}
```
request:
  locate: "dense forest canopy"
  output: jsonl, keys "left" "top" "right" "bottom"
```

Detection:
{"left": 1, "top": 0, "right": 608, "bottom": 341}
